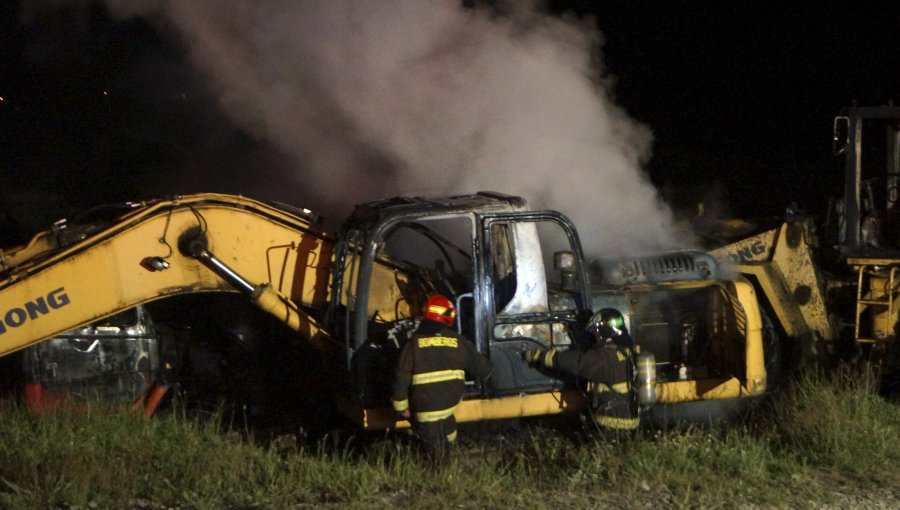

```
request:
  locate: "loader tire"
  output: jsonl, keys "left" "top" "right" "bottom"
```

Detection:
{"left": 761, "top": 310, "right": 786, "bottom": 391}
{"left": 641, "top": 396, "right": 763, "bottom": 430}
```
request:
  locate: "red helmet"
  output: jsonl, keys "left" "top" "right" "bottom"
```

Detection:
{"left": 425, "top": 294, "right": 456, "bottom": 327}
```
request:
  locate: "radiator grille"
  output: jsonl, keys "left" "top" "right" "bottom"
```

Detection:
{"left": 597, "top": 251, "right": 718, "bottom": 285}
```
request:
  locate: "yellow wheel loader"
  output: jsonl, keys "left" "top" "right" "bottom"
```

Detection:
{"left": 706, "top": 106, "right": 900, "bottom": 393}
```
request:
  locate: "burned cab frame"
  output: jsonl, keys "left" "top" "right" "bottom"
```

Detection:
{"left": 332, "top": 193, "right": 594, "bottom": 422}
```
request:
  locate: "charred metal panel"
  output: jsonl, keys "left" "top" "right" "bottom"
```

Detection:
{"left": 596, "top": 251, "right": 719, "bottom": 285}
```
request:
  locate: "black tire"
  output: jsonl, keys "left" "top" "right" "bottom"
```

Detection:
{"left": 641, "top": 396, "right": 764, "bottom": 430}
{"left": 761, "top": 310, "right": 786, "bottom": 391}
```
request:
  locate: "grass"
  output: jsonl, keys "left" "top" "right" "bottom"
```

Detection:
{"left": 0, "top": 371, "right": 897, "bottom": 509}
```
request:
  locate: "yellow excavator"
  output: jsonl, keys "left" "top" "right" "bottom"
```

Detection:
{"left": 0, "top": 191, "right": 766, "bottom": 430}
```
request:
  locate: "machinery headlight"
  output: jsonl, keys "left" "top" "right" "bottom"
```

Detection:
{"left": 554, "top": 251, "right": 576, "bottom": 273}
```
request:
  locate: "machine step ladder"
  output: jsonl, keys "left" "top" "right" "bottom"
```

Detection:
{"left": 854, "top": 264, "right": 900, "bottom": 349}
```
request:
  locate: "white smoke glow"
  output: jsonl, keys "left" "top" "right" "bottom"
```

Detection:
{"left": 105, "top": 0, "right": 695, "bottom": 257}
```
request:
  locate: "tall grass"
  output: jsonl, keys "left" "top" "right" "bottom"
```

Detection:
{"left": 767, "top": 368, "right": 900, "bottom": 487}
{"left": 0, "top": 371, "right": 897, "bottom": 509}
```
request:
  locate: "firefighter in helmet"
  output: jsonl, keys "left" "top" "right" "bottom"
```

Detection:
{"left": 391, "top": 294, "right": 491, "bottom": 462}
{"left": 524, "top": 307, "right": 639, "bottom": 434}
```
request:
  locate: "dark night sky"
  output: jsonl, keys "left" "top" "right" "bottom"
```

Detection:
{"left": 585, "top": 1, "right": 900, "bottom": 219}
{"left": 2, "top": 0, "right": 899, "bottom": 242}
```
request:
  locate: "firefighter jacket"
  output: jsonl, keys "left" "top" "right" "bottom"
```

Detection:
{"left": 391, "top": 321, "right": 491, "bottom": 424}
{"left": 528, "top": 337, "right": 639, "bottom": 430}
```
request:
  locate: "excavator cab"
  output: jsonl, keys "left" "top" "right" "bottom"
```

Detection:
{"left": 334, "top": 193, "right": 593, "bottom": 416}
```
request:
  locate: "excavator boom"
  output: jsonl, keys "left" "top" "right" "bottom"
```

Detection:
{"left": 0, "top": 193, "right": 333, "bottom": 357}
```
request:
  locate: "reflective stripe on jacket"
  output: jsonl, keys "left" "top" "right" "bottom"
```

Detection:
{"left": 534, "top": 339, "right": 638, "bottom": 431}
{"left": 391, "top": 322, "right": 490, "bottom": 422}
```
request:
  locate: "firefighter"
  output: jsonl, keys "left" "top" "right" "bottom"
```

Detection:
{"left": 524, "top": 308, "right": 639, "bottom": 435}
{"left": 391, "top": 294, "right": 491, "bottom": 463}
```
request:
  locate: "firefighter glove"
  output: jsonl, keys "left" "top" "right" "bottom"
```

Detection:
{"left": 523, "top": 349, "right": 544, "bottom": 365}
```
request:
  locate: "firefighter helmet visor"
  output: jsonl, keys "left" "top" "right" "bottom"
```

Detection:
{"left": 425, "top": 294, "right": 456, "bottom": 327}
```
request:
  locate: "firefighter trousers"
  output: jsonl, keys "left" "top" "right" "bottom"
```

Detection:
{"left": 413, "top": 416, "right": 457, "bottom": 464}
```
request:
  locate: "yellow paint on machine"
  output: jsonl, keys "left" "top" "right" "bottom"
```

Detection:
{"left": 339, "top": 390, "right": 589, "bottom": 430}
{"left": 655, "top": 378, "right": 744, "bottom": 402}
{"left": 710, "top": 221, "right": 837, "bottom": 356}
{"left": 0, "top": 194, "right": 332, "bottom": 357}
{"left": 341, "top": 376, "right": 762, "bottom": 431}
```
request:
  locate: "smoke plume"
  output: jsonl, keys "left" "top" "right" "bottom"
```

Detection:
{"left": 108, "top": 0, "right": 694, "bottom": 256}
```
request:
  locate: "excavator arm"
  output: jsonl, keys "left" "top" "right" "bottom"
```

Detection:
{"left": 0, "top": 193, "right": 335, "bottom": 358}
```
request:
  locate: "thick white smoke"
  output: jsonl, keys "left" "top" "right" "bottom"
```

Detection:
{"left": 105, "top": 0, "right": 693, "bottom": 257}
